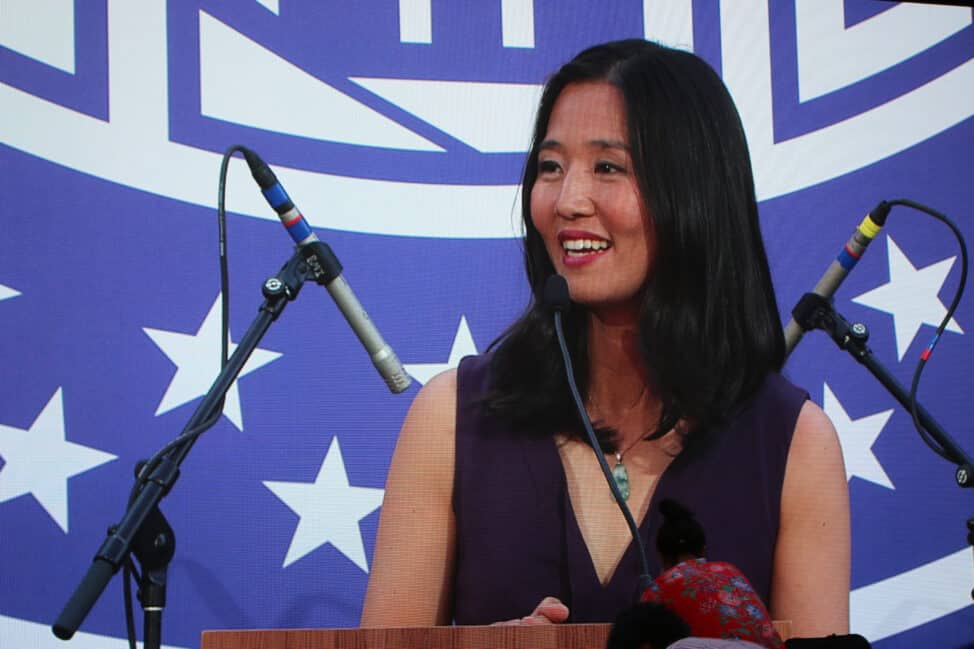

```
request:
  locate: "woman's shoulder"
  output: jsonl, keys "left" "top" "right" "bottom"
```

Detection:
{"left": 431, "top": 364, "right": 459, "bottom": 386}
{"left": 396, "top": 368, "right": 458, "bottom": 453}
{"left": 406, "top": 351, "right": 496, "bottom": 449}
{"left": 787, "top": 399, "right": 842, "bottom": 471}
{"left": 455, "top": 351, "right": 493, "bottom": 388}
{"left": 411, "top": 350, "right": 491, "bottom": 405}
{"left": 755, "top": 372, "right": 809, "bottom": 407}
{"left": 732, "top": 372, "right": 810, "bottom": 441}
{"left": 413, "top": 366, "right": 457, "bottom": 404}
{"left": 454, "top": 352, "right": 502, "bottom": 416}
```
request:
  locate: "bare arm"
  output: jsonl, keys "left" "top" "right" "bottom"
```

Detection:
{"left": 771, "top": 400, "right": 851, "bottom": 636}
{"left": 360, "top": 370, "right": 458, "bottom": 627}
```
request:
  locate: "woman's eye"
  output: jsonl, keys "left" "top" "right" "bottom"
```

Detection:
{"left": 595, "top": 162, "right": 624, "bottom": 174}
{"left": 538, "top": 159, "right": 561, "bottom": 174}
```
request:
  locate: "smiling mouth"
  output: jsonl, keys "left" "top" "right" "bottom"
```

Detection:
{"left": 561, "top": 238, "right": 611, "bottom": 256}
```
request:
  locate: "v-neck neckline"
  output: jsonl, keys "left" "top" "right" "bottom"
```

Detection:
{"left": 551, "top": 435, "right": 676, "bottom": 594}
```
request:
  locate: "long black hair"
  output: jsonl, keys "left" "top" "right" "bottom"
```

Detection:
{"left": 484, "top": 39, "right": 785, "bottom": 450}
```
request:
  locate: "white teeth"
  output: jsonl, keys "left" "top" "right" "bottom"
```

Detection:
{"left": 562, "top": 239, "right": 609, "bottom": 251}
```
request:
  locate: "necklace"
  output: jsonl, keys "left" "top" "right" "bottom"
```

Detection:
{"left": 586, "top": 387, "right": 652, "bottom": 501}
{"left": 610, "top": 436, "right": 645, "bottom": 500}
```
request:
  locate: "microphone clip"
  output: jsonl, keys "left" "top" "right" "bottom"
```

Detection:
{"left": 299, "top": 241, "right": 343, "bottom": 287}
{"left": 791, "top": 292, "right": 869, "bottom": 357}
{"left": 259, "top": 247, "right": 317, "bottom": 319}
{"left": 258, "top": 242, "right": 349, "bottom": 318}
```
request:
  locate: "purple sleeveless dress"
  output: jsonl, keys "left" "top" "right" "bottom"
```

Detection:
{"left": 451, "top": 353, "right": 807, "bottom": 625}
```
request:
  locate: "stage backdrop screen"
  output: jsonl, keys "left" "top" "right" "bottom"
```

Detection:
{"left": 1, "top": 1, "right": 972, "bottom": 647}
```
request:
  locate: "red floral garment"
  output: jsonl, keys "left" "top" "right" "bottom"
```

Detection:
{"left": 640, "top": 558, "right": 783, "bottom": 649}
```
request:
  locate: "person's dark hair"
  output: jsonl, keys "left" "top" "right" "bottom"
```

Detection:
{"left": 655, "top": 498, "right": 706, "bottom": 564}
{"left": 606, "top": 602, "right": 690, "bottom": 649}
{"left": 484, "top": 39, "right": 785, "bottom": 450}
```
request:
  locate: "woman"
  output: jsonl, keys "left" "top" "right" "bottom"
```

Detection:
{"left": 644, "top": 499, "right": 783, "bottom": 648}
{"left": 361, "top": 39, "right": 849, "bottom": 637}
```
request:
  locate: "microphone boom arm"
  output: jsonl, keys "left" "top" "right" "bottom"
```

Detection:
{"left": 791, "top": 292, "right": 974, "bottom": 486}
{"left": 792, "top": 292, "right": 974, "bottom": 600}
{"left": 52, "top": 249, "right": 314, "bottom": 645}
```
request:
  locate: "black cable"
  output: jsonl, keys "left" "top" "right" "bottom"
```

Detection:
{"left": 128, "top": 145, "right": 248, "bottom": 498}
{"left": 887, "top": 199, "right": 968, "bottom": 464}
{"left": 123, "top": 559, "right": 138, "bottom": 649}
{"left": 552, "top": 310, "right": 655, "bottom": 595}
{"left": 121, "top": 145, "right": 247, "bottom": 648}
{"left": 218, "top": 146, "right": 249, "bottom": 371}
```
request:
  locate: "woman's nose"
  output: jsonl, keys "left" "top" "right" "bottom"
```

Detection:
{"left": 554, "top": 170, "right": 595, "bottom": 219}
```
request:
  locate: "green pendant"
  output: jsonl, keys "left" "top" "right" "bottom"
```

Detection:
{"left": 612, "top": 461, "right": 630, "bottom": 500}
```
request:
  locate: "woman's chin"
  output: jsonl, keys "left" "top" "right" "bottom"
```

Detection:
{"left": 566, "top": 292, "right": 642, "bottom": 322}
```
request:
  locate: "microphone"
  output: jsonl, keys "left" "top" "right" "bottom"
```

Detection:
{"left": 783, "top": 201, "right": 891, "bottom": 357}
{"left": 242, "top": 148, "right": 411, "bottom": 394}
{"left": 542, "top": 275, "right": 654, "bottom": 599}
{"left": 543, "top": 273, "right": 571, "bottom": 312}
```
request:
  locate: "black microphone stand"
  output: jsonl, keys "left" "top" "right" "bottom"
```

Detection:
{"left": 53, "top": 248, "right": 315, "bottom": 647}
{"left": 790, "top": 292, "right": 974, "bottom": 598}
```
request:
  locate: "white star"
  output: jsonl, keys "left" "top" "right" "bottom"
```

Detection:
{"left": 404, "top": 315, "right": 479, "bottom": 385}
{"left": 822, "top": 383, "right": 895, "bottom": 490}
{"left": 0, "top": 283, "right": 21, "bottom": 301}
{"left": 852, "top": 236, "right": 963, "bottom": 361}
{"left": 264, "top": 437, "right": 384, "bottom": 571}
{"left": 0, "top": 388, "right": 116, "bottom": 532}
{"left": 144, "top": 296, "right": 282, "bottom": 430}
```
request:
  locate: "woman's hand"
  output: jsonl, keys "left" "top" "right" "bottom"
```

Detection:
{"left": 491, "top": 597, "right": 570, "bottom": 626}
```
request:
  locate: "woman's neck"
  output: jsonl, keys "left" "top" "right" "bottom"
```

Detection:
{"left": 585, "top": 310, "right": 659, "bottom": 433}
{"left": 663, "top": 553, "right": 702, "bottom": 571}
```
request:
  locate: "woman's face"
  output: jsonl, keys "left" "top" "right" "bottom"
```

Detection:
{"left": 530, "top": 81, "right": 654, "bottom": 318}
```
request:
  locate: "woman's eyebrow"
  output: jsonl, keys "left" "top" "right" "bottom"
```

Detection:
{"left": 537, "top": 138, "right": 629, "bottom": 151}
{"left": 591, "top": 138, "right": 630, "bottom": 151}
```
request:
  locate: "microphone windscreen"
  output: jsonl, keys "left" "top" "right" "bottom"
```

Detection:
{"left": 543, "top": 274, "right": 571, "bottom": 312}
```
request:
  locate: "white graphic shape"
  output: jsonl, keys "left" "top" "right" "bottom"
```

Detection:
{"left": 399, "top": 0, "right": 432, "bottom": 44}
{"left": 199, "top": 12, "right": 441, "bottom": 152}
{"left": 1, "top": 613, "right": 190, "bottom": 649}
{"left": 264, "top": 437, "right": 384, "bottom": 571}
{"left": 351, "top": 78, "right": 541, "bottom": 153}
{"left": 404, "top": 315, "right": 479, "bottom": 385}
{"left": 256, "top": 0, "right": 279, "bottom": 15}
{"left": 643, "top": 0, "right": 694, "bottom": 51}
{"left": 721, "top": 1, "right": 974, "bottom": 202}
{"left": 502, "top": 0, "right": 535, "bottom": 48}
{"left": 796, "top": 0, "right": 971, "bottom": 101}
{"left": 851, "top": 548, "right": 974, "bottom": 641}
{"left": 0, "top": 389, "right": 116, "bottom": 532}
{"left": 143, "top": 297, "right": 282, "bottom": 430}
{"left": 0, "top": 284, "right": 21, "bottom": 301}
{"left": 1, "top": 1, "right": 971, "bottom": 237}
{"left": 852, "top": 237, "right": 963, "bottom": 361}
{"left": 0, "top": 0, "right": 75, "bottom": 73}
{"left": 0, "top": 1, "right": 520, "bottom": 238}
{"left": 822, "top": 384, "right": 894, "bottom": 489}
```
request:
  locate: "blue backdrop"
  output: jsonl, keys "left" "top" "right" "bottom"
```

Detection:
{"left": 1, "top": 1, "right": 972, "bottom": 647}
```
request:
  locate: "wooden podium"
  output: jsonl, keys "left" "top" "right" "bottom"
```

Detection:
{"left": 202, "top": 624, "right": 612, "bottom": 649}
{"left": 202, "top": 622, "right": 791, "bottom": 649}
